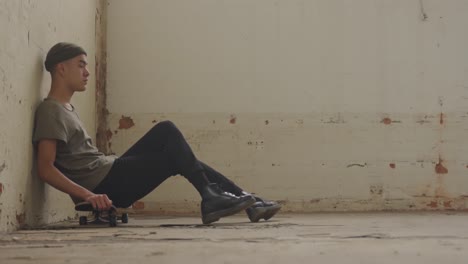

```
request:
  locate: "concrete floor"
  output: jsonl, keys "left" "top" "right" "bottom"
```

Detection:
{"left": 1, "top": 212, "right": 468, "bottom": 264}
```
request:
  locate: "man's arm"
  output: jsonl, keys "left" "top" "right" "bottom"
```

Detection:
{"left": 37, "top": 139, "right": 113, "bottom": 210}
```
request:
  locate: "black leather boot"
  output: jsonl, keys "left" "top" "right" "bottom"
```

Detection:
{"left": 201, "top": 183, "right": 256, "bottom": 224}
{"left": 245, "top": 196, "right": 281, "bottom": 223}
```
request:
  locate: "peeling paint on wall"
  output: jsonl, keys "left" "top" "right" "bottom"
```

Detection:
{"left": 0, "top": 162, "right": 6, "bottom": 174}
{"left": 323, "top": 114, "right": 344, "bottom": 124}
{"left": 347, "top": 163, "right": 367, "bottom": 168}
{"left": 435, "top": 158, "right": 448, "bottom": 174}
{"left": 381, "top": 117, "right": 392, "bottom": 125}
{"left": 439, "top": 113, "right": 445, "bottom": 125}
{"left": 229, "top": 115, "right": 237, "bottom": 124}
{"left": 419, "top": 0, "right": 429, "bottom": 21}
{"left": 105, "top": 129, "right": 113, "bottom": 140}
{"left": 416, "top": 114, "right": 433, "bottom": 125}
{"left": 105, "top": 111, "right": 468, "bottom": 213}
{"left": 443, "top": 200, "right": 452, "bottom": 208}
{"left": 370, "top": 185, "right": 384, "bottom": 197}
{"left": 132, "top": 201, "right": 145, "bottom": 210}
{"left": 381, "top": 117, "right": 401, "bottom": 125}
{"left": 118, "top": 115, "right": 135, "bottom": 129}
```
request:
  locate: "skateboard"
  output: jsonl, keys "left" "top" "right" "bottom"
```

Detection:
{"left": 75, "top": 202, "right": 129, "bottom": 227}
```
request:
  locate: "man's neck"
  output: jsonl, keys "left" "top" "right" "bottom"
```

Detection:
{"left": 48, "top": 81, "right": 74, "bottom": 103}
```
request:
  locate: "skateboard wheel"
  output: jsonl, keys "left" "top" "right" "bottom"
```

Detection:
{"left": 109, "top": 215, "right": 117, "bottom": 227}
{"left": 121, "top": 213, "right": 129, "bottom": 223}
{"left": 79, "top": 216, "right": 88, "bottom": 225}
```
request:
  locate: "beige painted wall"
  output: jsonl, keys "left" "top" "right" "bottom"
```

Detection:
{"left": 0, "top": 0, "right": 102, "bottom": 232}
{"left": 106, "top": 0, "right": 468, "bottom": 213}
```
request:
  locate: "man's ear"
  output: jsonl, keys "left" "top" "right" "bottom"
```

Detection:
{"left": 55, "top": 62, "right": 66, "bottom": 77}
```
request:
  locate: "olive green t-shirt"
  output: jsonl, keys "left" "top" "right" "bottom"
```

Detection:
{"left": 32, "top": 98, "right": 116, "bottom": 192}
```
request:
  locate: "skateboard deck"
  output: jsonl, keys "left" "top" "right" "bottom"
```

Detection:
{"left": 75, "top": 202, "right": 129, "bottom": 227}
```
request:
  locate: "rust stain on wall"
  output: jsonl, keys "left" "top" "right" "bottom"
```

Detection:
{"left": 443, "top": 200, "right": 452, "bottom": 208}
{"left": 230, "top": 115, "right": 237, "bottom": 124}
{"left": 435, "top": 169, "right": 449, "bottom": 198}
{"left": 381, "top": 117, "right": 392, "bottom": 125}
{"left": 132, "top": 201, "right": 145, "bottom": 210}
{"left": 434, "top": 156, "right": 449, "bottom": 197}
{"left": 435, "top": 158, "right": 448, "bottom": 174}
{"left": 389, "top": 163, "right": 396, "bottom": 169}
{"left": 105, "top": 129, "right": 113, "bottom": 140}
{"left": 95, "top": 0, "right": 109, "bottom": 154}
{"left": 439, "top": 113, "right": 445, "bottom": 125}
{"left": 118, "top": 115, "right": 135, "bottom": 129}
{"left": 427, "top": 201, "right": 438, "bottom": 208}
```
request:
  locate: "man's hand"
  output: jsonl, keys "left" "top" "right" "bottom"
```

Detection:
{"left": 85, "top": 194, "right": 113, "bottom": 211}
{"left": 37, "top": 139, "right": 113, "bottom": 209}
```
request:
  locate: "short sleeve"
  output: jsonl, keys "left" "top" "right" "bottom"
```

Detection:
{"left": 32, "top": 105, "right": 68, "bottom": 144}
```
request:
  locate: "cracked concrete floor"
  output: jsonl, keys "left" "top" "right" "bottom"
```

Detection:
{"left": 1, "top": 212, "right": 468, "bottom": 263}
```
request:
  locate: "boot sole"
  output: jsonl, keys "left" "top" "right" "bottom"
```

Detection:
{"left": 263, "top": 205, "right": 281, "bottom": 221}
{"left": 248, "top": 204, "right": 281, "bottom": 223}
{"left": 202, "top": 197, "right": 256, "bottom": 224}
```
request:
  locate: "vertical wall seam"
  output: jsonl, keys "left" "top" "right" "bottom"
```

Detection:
{"left": 95, "top": 0, "right": 109, "bottom": 154}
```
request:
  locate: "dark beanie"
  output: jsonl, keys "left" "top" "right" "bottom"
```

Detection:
{"left": 44, "top": 42, "right": 87, "bottom": 72}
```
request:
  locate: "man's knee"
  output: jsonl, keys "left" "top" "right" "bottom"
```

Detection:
{"left": 151, "top": 120, "right": 179, "bottom": 135}
{"left": 152, "top": 120, "right": 185, "bottom": 140}
{"left": 155, "top": 120, "right": 176, "bottom": 130}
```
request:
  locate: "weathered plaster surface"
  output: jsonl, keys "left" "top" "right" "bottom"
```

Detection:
{"left": 107, "top": 112, "right": 468, "bottom": 213}
{"left": 106, "top": 0, "right": 468, "bottom": 213}
{"left": 0, "top": 0, "right": 103, "bottom": 232}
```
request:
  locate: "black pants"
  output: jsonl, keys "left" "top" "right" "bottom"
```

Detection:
{"left": 93, "top": 121, "right": 244, "bottom": 208}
